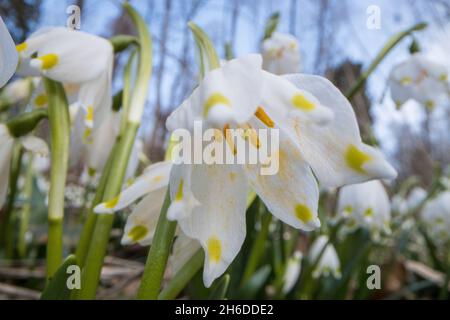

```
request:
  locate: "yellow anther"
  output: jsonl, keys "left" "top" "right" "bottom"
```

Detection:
{"left": 255, "top": 106, "right": 275, "bottom": 128}
{"left": 203, "top": 93, "right": 231, "bottom": 118}
{"left": 207, "top": 236, "right": 222, "bottom": 264}
{"left": 345, "top": 144, "right": 371, "bottom": 173}
{"left": 36, "top": 53, "right": 59, "bottom": 70}
{"left": 292, "top": 93, "right": 316, "bottom": 111}
{"left": 295, "top": 203, "right": 313, "bottom": 224}
{"left": 128, "top": 225, "right": 148, "bottom": 242}
{"left": 104, "top": 195, "right": 120, "bottom": 209}
{"left": 439, "top": 73, "right": 448, "bottom": 82}
{"left": 241, "top": 124, "right": 260, "bottom": 149}
{"left": 16, "top": 42, "right": 27, "bottom": 52}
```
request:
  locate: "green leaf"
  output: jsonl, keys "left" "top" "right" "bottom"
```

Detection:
{"left": 237, "top": 265, "right": 271, "bottom": 299}
{"left": 208, "top": 274, "right": 230, "bottom": 300}
{"left": 41, "top": 255, "right": 77, "bottom": 300}
{"left": 263, "top": 12, "right": 280, "bottom": 40}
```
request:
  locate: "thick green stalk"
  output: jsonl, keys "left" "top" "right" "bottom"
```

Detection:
{"left": 74, "top": 123, "right": 138, "bottom": 299}
{"left": 346, "top": 22, "right": 427, "bottom": 101}
{"left": 137, "top": 190, "right": 177, "bottom": 299}
{"left": 241, "top": 212, "right": 272, "bottom": 285}
{"left": 18, "top": 155, "right": 34, "bottom": 258}
{"left": 74, "top": 151, "right": 113, "bottom": 267}
{"left": 158, "top": 249, "right": 204, "bottom": 300}
{"left": 44, "top": 78, "right": 70, "bottom": 279}
{"left": 3, "top": 144, "right": 24, "bottom": 257}
{"left": 73, "top": 2, "right": 152, "bottom": 299}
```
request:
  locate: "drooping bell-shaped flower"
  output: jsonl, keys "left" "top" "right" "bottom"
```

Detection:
{"left": 421, "top": 191, "right": 450, "bottom": 244}
{"left": 16, "top": 27, "right": 113, "bottom": 128}
{"left": 164, "top": 53, "right": 396, "bottom": 287}
{"left": 389, "top": 53, "right": 449, "bottom": 109}
{"left": 262, "top": 32, "right": 301, "bottom": 75}
{"left": 337, "top": 180, "right": 391, "bottom": 237}
{"left": 0, "top": 78, "right": 32, "bottom": 107}
{"left": 282, "top": 250, "right": 303, "bottom": 294}
{"left": 308, "top": 235, "right": 341, "bottom": 279}
{"left": 0, "top": 16, "right": 18, "bottom": 88}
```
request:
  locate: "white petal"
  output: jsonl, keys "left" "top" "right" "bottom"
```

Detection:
{"left": 169, "top": 233, "right": 201, "bottom": 274}
{"left": 176, "top": 164, "right": 248, "bottom": 287}
{"left": 261, "top": 71, "right": 334, "bottom": 126}
{"left": 167, "top": 163, "right": 200, "bottom": 221}
{"left": 125, "top": 139, "right": 143, "bottom": 181}
{"left": 20, "top": 135, "right": 49, "bottom": 156}
{"left": 309, "top": 235, "right": 341, "bottom": 279}
{"left": 282, "top": 251, "right": 302, "bottom": 293}
{"left": 0, "top": 124, "right": 14, "bottom": 206}
{"left": 0, "top": 17, "right": 18, "bottom": 88}
{"left": 20, "top": 27, "right": 113, "bottom": 83}
{"left": 87, "top": 109, "right": 120, "bottom": 172}
{"left": 166, "top": 54, "right": 263, "bottom": 131}
{"left": 94, "top": 161, "right": 172, "bottom": 214}
{"left": 283, "top": 74, "right": 397, "bottom": 187}
{"left": 77, "top": 54, "right": 113, "bottom": 128}
{"left": 243, "top": 126, "right": 320, "bottom": 231}
{"left": 121, "top": 188, "right": 167, "bottom": 246}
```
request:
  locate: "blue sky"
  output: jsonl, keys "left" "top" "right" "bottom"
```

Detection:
{"left": 26, "top": 0, "right": 450, "bottom": 157}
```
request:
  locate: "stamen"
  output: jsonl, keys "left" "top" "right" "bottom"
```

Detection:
{"left": 254, "top": 106, "right": 275, "bottom": 128}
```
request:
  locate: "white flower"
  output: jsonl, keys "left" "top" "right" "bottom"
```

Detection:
{"left": 337, "top": 180, "right": 391, "bottom": 237}
{"left": 0, "top": 16, "right": 18, "bottom": 87}
{"left": 389, "top": 53, "right": 449, "bottom": 109}
{"left": 282, "top": 250, "right": 302, "bottom": 294}
{"left": 421, "top": 191, "right": 450, "bottom": 244}
{"left": 262, "top": 32, "right": 301, "bottom": 75}
{"left": 308, "top": 235, "right": 341, "bottom": 279}
{"left": 0, "top": 124, "right": 48, "bottom": 207}
{"left": 16, "top": 27, "right": 114, "bottom": 128}
{"left": 86, "top": 109, "right": 120, "bottom": 174}
{"left": 0, "top": 78, "right": 32, "bottom": 105}
{"left": 164, "top": 54, "right": 396, "bottom": 287}
{"left": 405, "top": 186, "right": 427, "bottom": 210}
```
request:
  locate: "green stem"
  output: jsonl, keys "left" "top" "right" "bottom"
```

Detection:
{"left": 73, "top": 2, "right": 152, "bottom": 299}
{"left": 346, "top": 22, "right": 427, "bottom": 101}
{"left": 158, "top": 249, "right": 204, "bottom": 300}
{"left": 74, "top": 123, "right": 139, "bottom": 299}
{"left": 241, "top": 212, "right": 272, "bottom": 285}
{"left": 18, "top": 154, "right": 34, "bottom": 259}
{"left": 44, "top": 78, "right": 70, "bottom": 279}
{"left": 137, "top": 190, "right": 177, "bottom": 299}
{"left": 3, "top": 143, "right": 24, "bottom": 258}
{"left": 74, "top": 150, "right": 113, "bottom": 267}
